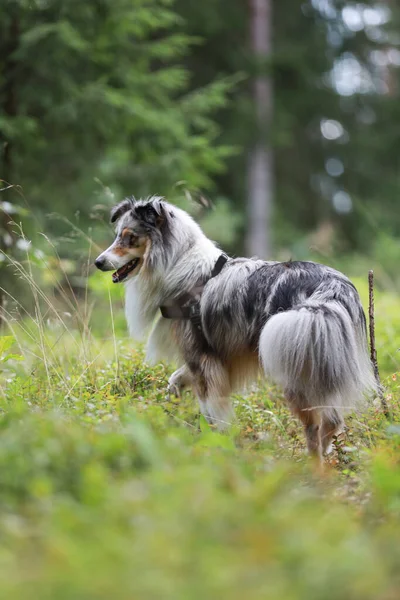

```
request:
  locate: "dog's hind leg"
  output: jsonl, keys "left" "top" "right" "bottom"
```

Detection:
{"left": 286, "top": 391, "right": 322, "bottom": 463}
{"left": 191, "top": 356, "right": 233, "bottom": 431}
{"left": 167, "top": 364, "right": 192, "bottom": 398}
{"left": 320, "top": 409, "right": 344, "bottom": 455}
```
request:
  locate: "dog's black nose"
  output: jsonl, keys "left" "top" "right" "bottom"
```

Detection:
{"left": 95, "top": 257, "right": 106, "bottom": 271}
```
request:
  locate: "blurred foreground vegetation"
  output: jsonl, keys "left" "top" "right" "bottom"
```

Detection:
{"left": 0, "top": 254, "right": 398, "bottom": 598}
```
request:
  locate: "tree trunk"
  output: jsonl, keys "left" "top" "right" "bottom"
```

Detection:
{"left": 246, "top": 0, "right": 273, "bottom": 259}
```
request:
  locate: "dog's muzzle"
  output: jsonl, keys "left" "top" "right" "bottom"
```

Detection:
{"left": 95, "top": 257, "right": 108, "bottom": 271}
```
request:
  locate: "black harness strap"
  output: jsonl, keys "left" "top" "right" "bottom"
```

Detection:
{"left": 160, "top": 253, "right": 229, "bottom": 330}
{"left": 210, "top": 253, "right": 230, "bottom": 278}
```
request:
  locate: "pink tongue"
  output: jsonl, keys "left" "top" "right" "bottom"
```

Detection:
{"left": 112, "top": 259, "right": 138, "bottom": 283}
{"left": 112, "top": 266, "right": 127, "bottom": 283}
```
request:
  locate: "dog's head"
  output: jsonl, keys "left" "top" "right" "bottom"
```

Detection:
{"left": 95, "top": 196, "right": 167, "bottom": 283}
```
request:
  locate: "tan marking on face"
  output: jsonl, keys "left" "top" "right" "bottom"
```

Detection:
{"left": 133, "top": 240, "right": 147, "bottom": 259}
{"left": 142, "top": 238, "right": 152, "bottom": 262}
{"left": 135, "top": 238, "right": 154, "bottom": 279}
{"left": 121, "top": 228, "right": 147, "bottom": 250}
{"left": 121, "top": 228, "right": 135, "bottom": 243}
{"left": 113, "top": 245, "right": 130, "bottom": 257}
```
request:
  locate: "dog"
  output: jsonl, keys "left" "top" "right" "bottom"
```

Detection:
{"left": 95, "top": 196, "right": 377, "bottom": 461}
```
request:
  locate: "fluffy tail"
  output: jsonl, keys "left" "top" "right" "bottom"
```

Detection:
{"left": 259, "top": 301, "right": 377, "bottom": 413}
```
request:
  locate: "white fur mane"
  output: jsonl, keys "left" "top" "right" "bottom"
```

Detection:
{"left": 124, "top": 201, "right": 220, "bottom": 351}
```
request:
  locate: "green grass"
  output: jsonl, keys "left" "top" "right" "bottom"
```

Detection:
{"left": 0, "top": 264, "right": 399, "bottom": 599}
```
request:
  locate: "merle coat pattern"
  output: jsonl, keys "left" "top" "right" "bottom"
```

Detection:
{"left": 95, "top": 196, "right": 377, "bottom": 462}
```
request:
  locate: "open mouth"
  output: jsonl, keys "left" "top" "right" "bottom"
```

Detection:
{"left": 112, "top": 258, "right": 140, "bottom": 283}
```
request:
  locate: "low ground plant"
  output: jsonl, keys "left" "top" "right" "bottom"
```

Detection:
{"left": 0, "top": 249, "right": 398, "bottom": 598}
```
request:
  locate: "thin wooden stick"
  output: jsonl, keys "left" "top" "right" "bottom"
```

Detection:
{"left": 368, "top": 270, "right": 389, "bottom": 418}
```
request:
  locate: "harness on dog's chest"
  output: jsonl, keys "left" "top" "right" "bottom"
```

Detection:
{"left": 160, "top": 253, "right": 229, "bottom": 330}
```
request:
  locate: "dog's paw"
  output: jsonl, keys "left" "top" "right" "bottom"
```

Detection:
{"left": 167, "top": 367, "right": 191, "bottom": 399}
{"left": 167, "top": 381, "right": 181, "bottom": 399}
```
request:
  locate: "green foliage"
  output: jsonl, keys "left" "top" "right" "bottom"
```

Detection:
{"left": 0, "top": 0, "right": 234, "bottom": 248}
{"left": 0, "top": 256, "right": 399, "bottom": 598}
{"left": 348, "top": 276, "right": 400, "bottom": 374}
{"left": 0, "top": 346, "right": 398, "bottom": 598}
{"left": 0, "top": 336, "right": 23, "bottom": 364}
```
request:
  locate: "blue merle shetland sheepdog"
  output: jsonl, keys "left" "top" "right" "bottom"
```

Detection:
{"left": 95, "top": 196, "right": 377, "bottom": 462}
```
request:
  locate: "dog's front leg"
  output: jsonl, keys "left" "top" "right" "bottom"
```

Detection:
{"left": 191, "top": 357, "right": 233, "bottom": 431}
{"left": 167, "top": 364, "right": 192, "bottom": 398}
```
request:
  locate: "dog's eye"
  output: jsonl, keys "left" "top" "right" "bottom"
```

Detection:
{"left": 121, "top": 229, "right": 137, "bottom": 245}
{"left": 127, "top": 234, "right": 138, "bottom": 246}
{"left": 129, "top": 234, "right": 138, "bottom": 245}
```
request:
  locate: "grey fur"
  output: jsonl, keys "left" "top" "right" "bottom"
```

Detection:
{"left": 95, "top": 197, "right": 377, "bottom": 462}
{"left": 260, "top": 300, "right": 376, "bottom": 411}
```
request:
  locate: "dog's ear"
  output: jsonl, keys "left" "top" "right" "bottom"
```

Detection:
{"left": 135, "top": 202, "right": 164, "bottom": 228}
{"left": 110, "top": 199, "right": 133, "bottom": 224}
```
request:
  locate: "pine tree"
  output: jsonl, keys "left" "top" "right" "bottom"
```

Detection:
{"left": 0, "top": 0, "right": 233, "bottom": 230}
{"left": 0, "top": 0, "right": 233, "bottom": 305}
